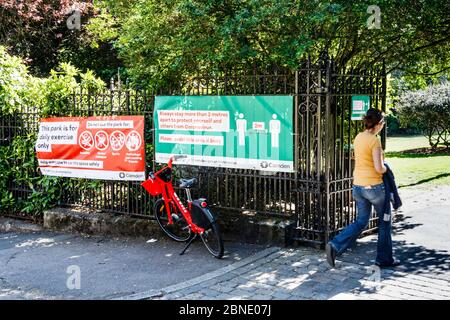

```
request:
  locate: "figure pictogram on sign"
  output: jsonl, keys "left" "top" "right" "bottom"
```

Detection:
{"left": 110, "top": 131, "right": 126, "bottom": 151}
{"left": 95, "top": 131, "right": 109, "bottom": 151}
{"left": 269, "top": 114, "right": 281, "bottom": 148}
{"left": 353, "top": 101, "right": 364, "bottom": 110}
{"left": 78, "top": 131, "right": 94, "bottom": 151}
{"left": 236, "top": 113, "right": 247, "bottom": 146}
{"left": 126, "top": 130, "right": 142, "bottom": 152}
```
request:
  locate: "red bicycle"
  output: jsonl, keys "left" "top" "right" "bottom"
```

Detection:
{"left": 141, "top": 155, "right": 224, "bottom": 258}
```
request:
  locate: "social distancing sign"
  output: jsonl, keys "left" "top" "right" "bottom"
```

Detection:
{"left": 351, "top": 95, "right": 370, "bottom": 120}
{"left": 154, "top": 96, "right": 294, "bottom": 172}
{"left": 36, "top": 116, "right": 145, "bottom": 181}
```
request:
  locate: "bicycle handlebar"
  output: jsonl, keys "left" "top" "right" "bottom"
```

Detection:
{"left": 167, "top": 154, "right": 187, "bottom": 168}
{"left": 172, "top": 154, "right": 188, "bottom": 161}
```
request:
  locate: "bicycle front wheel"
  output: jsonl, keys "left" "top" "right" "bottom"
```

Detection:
{"left": 200, "top": 221, "right": 224, "bottom": 259}
{"left": 154, "top": 199, "right": 191, "bottom": 242}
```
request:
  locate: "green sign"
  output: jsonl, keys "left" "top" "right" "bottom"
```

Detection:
{"left": 351, "top": 95, "right": 370, "bottom": 120}
{"left": 154, "top": 95, "right": 294, "bottom": 172}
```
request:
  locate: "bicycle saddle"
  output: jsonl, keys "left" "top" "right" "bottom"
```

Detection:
{"left": 179, "top": 178, "right": 196, "bottom": 188}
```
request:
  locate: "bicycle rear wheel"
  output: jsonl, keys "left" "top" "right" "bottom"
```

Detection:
{"left": 154, "top": 199, "right": 191, "bottom": 242}
{"left": 200, "top": 221, "right": 224, "bottom": 259}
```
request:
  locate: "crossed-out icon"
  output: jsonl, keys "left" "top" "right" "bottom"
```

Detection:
{"left": 125, "top": 130, "right": 142, "bottom": 152}
{"left": 95, "top": 131, "right": 109, "bottom": 151}
{"left": 110, "top": 131, "right": 126, "bottom": 151}
{"left": 78, "top": 131, "right": 94, "bottom": 151}
{"left": 79, "top": 130, "right": 140, "bottom": 152}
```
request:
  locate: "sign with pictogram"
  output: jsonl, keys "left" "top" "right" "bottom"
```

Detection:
{"left": 351, "top": 95, "right": 371, "bottom": 120}
{"left": 154, "top": 96, "right": 294, "bottom": 172}
{"left": 36, "top": 116, "right": 145, "bottom": 181}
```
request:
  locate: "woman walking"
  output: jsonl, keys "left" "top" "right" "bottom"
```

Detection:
{"left": 326, "top": 108, "right": 400, "bottom": 268}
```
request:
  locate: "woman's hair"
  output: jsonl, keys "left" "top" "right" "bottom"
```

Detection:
{"left": 363, "top": 108, "right": 384, "bottom": 129}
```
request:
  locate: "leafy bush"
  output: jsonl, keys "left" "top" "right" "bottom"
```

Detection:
{"left": 385, "top": 113, "right": 400, "bottom": 135}
{"left": 0, "top": 46, "right": 105, "bottom": 217}
{"left": 397, "top": 82, "right": 450, "bottom": 148}
{"left": 0, "top": 134, "right": 62, "bottom": 215}
{"left": 0, "top": 46, "right": 33, "bottom": 114}
{"left": 384, "top": 111, "right": 420, "bottom": 135}
{"left": 0, "top": 134, "right": 103, "bottom": 216}
{"left": 40, "top": 63, "right": 104, "bottom": 116}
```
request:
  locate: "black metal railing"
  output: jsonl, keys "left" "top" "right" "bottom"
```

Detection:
{"left": 0, "top": 56, "right": 386, "bottom": 246}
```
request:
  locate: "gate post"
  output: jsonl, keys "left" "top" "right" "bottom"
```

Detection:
{"left": 324, "top": 57, "right": 332, "bottom": 245}
{"left": 294, "top": 70, "right": 299, "bottom": 175}
{"left": 381, "top": 60, "right": 387, "bottom": 150}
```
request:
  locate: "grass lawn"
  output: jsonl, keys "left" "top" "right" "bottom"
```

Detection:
{"left": 385, "top": 135, "right": 435, "bottom": 153}
{"left": 385, "top": 135, "right": 450, "bottom": 188}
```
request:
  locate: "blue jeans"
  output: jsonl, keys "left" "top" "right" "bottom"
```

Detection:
{"left": 329, "top": 183, "right": 394, "bottom": 265}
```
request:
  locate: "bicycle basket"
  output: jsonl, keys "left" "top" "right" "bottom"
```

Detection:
{"left": 141, "top": 178, "right": 162, "bottom": 196}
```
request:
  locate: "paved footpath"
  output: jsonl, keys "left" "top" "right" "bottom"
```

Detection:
{"left": 142, "top": 184, "right": 450, "bottom": 300}
{"left": 148, "top": 247, "right": 450, "bottom": 300}
{"left": 1, "top": 184, "right": 449, "bottom": 300}
{"left": 0, "top": 228, "right": 265, "bottom": 299}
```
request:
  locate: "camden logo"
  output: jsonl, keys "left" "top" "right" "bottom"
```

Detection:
{"left": 119, "top": 172, "right": 126, "bottom": 179}
{"left": 260, "top": 161, "right": 269, "bottom": 169}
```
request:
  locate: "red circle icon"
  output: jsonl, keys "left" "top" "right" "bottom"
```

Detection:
{"left": 95, "top": 131, "right": 109, "bottom": 151}
{"left": 125, "top": 130, "right": 142, "bottom": 152}
{"left": 78, "top": 131, "right": 94, "bottom": 151}
{"left": 110, "top": 131, "right": 126, "bottom": 151}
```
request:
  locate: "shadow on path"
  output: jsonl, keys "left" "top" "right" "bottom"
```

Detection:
{"left": 399, "top": 173, "right": 450, "bottom": 188}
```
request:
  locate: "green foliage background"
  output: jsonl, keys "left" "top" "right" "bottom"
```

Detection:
{"left": 89, "top": 0, "right": 450, "bottom": 88}
{"left": 397, "top": 82, "right": 450, "bottom": 148}
{"left": 0, "top": 47, "right": 104, "bottom": 218}
{"left": 1, "top": 0, "right": 450, "bottom": 217}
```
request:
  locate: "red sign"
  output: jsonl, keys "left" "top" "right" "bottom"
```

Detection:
{"left": 36, "top": 116, "right": 145, "bottom": 181}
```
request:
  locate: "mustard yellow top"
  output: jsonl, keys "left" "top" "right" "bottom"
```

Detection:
{"left": 353, "top": 131, "right": 383, "bottom": 186}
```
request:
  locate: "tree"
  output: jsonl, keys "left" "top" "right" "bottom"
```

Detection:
{"left": 0, "top": 1, "right": 87, "bottom": 74}
{"left": 397, "top": 82, "right": 450, "bottom": 148}
{"left": 90, "top": 0, "right": 449, "bottom": 87}
{"left": 0, "top": 0, "right": 123, "bottom": 79}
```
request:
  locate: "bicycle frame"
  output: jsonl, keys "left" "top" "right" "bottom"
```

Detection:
{"left": 144, "top": 157, "right": 205, "bottom": 234}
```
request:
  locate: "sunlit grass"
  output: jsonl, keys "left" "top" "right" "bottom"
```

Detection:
{"left": 385, "top": 135, "right": 436, "bottom": 153}
{"left": 385, "top": 135, "right": 450, "bottom": 187}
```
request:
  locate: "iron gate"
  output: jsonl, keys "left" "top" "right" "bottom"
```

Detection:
{"left": 162, "top": 57, "right": 386, "bottom": 246}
